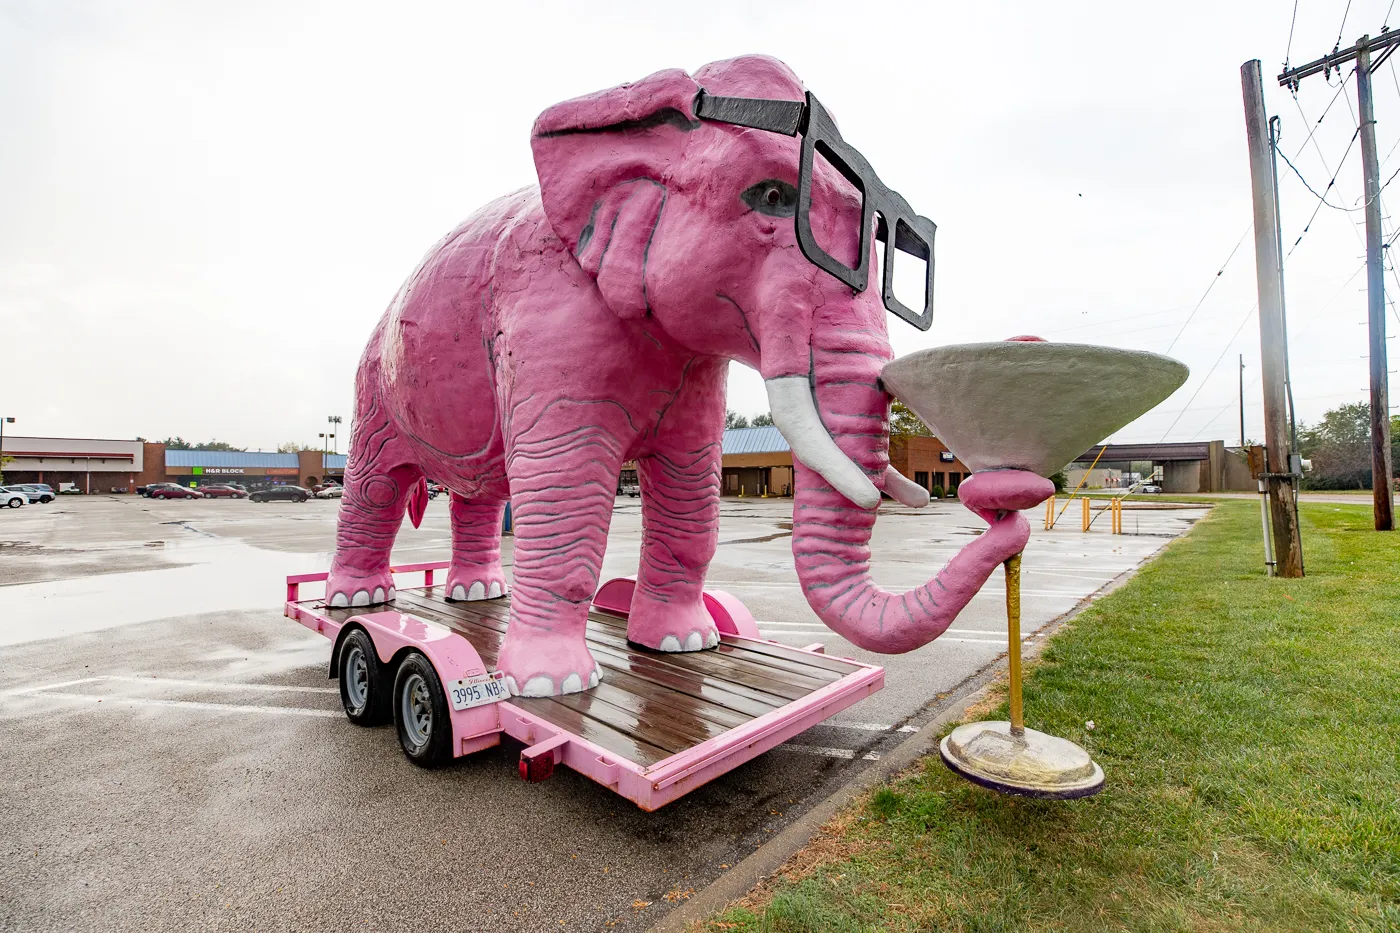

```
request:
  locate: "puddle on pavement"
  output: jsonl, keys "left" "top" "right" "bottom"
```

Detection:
{"left": 0, "top": 535, "right": 333, "bottom": 647}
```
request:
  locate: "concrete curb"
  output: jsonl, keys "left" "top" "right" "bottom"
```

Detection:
{"left": 647, "top": 551, "right": 1161, "bottom": 933}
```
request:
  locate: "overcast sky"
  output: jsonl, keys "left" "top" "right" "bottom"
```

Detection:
{"left": 2, "top": 0, "right": 1397, "bottom": 451}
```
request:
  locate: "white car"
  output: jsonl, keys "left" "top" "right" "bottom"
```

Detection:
{"left": 315, "top": 486, "right": 344, "bottom": 499}
{"left": 2, "top": 486, "right": 32, "bottom": 508}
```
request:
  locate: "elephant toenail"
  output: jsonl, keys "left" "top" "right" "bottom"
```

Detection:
{"left": 659, "top": 635, "right": 682, "bottom": 652}
{"left": 503, "top": 675, "right": 518, "bottom": 696}
{"left": 561, "top": 673, "right": 583, "bottom": 694}
{"left": 487, "top": 581, "right": 502, "bottom": 598}
{"left": 521, "top": 675, "right": 554, "bottom": 697}
{"left": 350, "top": 590, "right": 370, "bottom": 607}
{"left": 330, "top": 592, "right": 348, "bottom": 608}
{"left": 588, "top": 669, "right": 600, "bottom": 688}
{"left": 683, "top": 631, "right": 703, "bottom": 651}
{"left": 706, "top": 630, "right": 719, "bottom": 648}
{"left": 450, "top": 584, "right": 467, "bottom": 600}
{"left": 371, "top": 587, "right": 385, "bottom": 604}
{"left": 467, "top": 581, "right": 486, "bottom": 600}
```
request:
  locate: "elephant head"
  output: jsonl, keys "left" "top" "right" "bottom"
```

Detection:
{"left": 532, "top": 55, "right": 1047, "bottom": 654}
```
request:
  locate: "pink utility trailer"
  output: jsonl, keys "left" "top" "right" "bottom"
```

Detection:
{"left": 285, "top": 561, "right": 884, "bottom": 810}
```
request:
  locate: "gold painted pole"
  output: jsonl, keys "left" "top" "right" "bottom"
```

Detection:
{"left": 1005, "top": 552, "right": 1024, "bottom": 736}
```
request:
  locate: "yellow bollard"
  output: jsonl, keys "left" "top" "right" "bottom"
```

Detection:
{"left": 1044, "top": 495, "right": 1056, "bottom": 530}
{"left": 1112, "top": 498, "right": 1123, "bottom": 534}
{"left": 740, "top": 485, "right": 744, "bottom": 498}
{"left": 1082, "top": 496, "right": 1091, "bottom": 532}
{"left": 1005, "top": 553, "right": 1024, "bottom": 734}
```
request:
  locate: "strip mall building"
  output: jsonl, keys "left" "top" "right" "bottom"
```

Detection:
{"left": 0, "top": 437, "right": 346, "bottom": 492}
{"left": 716, "top": 426, "right": 971, "bottom": 498}
{"left": 3, "top": 431, "right": 964, "bottom": 497}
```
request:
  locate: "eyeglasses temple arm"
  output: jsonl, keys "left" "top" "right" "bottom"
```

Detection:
{"left": 694, "top": 91, "right": 805, "bottom": 136}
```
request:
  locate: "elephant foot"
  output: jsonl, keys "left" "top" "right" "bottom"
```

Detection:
{"left": 496, "top": 628, "right": 600, "bottom": 697}
{"left": 325, "top": 566, "right": 396, "bottom": 608}
{"left": 445, "top": 563, "right": 510, "bottom": 602}
{"left": 626, "top": 591, "right": 719, "bottom": 652}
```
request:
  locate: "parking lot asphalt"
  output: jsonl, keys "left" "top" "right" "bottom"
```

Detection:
{"left": 0, "top": 494, "right": 1206, "bottom": 932}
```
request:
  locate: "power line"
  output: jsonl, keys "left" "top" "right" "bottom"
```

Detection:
{"left": 1164, "top": 226, "right": 1252, "bottom": 355}
{"left": 1276, "top": 128, "right": 1362, "bottom": 208}
{"left": 1285, "top": 127, "right": 1364, "bottom": 258}
{"left": 1286, "top": 0, "right": 1300, "bottom": 70}
{"left": 1157, "top": 304, "right": 1258, "bottom": 442}
{"left": 1284, "top": 71, "right": 1352, "bottom": 159}
{"left": 1278, "top": 139, "right": 1400, "bottom": 211}
{"left": 1335, "top": 0, "right": 1353, "bottom": 55}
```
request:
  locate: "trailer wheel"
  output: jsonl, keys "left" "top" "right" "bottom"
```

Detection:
{"left": 338, "top": 629, "right": 389, "bottom": 726}
{"left": 393, "top": 652, "right": 452, "bottom": 767}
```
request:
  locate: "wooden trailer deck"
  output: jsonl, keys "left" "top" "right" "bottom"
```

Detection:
{"left": 320, "top": 586, "right": 870, "bottom": 768}
{"left": 286, "top": 562, "right": 883, "bottom": 808}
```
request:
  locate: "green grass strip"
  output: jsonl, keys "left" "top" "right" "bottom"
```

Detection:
{"left": 706, "top": 501, "right": 1400, "bottom": 933}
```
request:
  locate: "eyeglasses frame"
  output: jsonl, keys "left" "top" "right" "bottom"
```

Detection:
{"left": 693, "top": 88, "right": 936, "bottom": 332}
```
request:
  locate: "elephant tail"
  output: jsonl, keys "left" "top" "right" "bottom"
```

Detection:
{"left": 407, "top": 477, "right": 429, "bottom": 529}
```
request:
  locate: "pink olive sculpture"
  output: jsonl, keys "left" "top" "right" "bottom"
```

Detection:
{"left": 326, "top": 55, "right": 1039, "bottom": 697}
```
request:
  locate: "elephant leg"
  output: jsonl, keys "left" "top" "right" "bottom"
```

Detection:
{"left": 446, "top": 494, "right": 510, "bottom": 601}
{"left": 626, "top": 445, "right": 723, "bottom": 651}
{"left": 326, "top": 400, "right": 422, "bottom": 607}
{"left": 494, "top": 401, "right": 627, "bottom": 696}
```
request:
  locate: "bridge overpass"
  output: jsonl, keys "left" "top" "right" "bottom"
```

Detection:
{"left": 1071, "top": 440, "right": 1254, "bottom": 493}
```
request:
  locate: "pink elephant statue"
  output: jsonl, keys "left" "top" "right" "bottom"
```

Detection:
{"left": 326, "top": 54, "right": 1046, "bottom": 697}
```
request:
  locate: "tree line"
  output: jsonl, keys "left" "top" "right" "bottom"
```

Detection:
{"left": 1296, "top": 403, "right": 1400, "bottom": 490}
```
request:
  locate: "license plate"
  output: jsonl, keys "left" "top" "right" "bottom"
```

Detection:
{"left": 447, "top": 673, "right": 509, "bottom": 711}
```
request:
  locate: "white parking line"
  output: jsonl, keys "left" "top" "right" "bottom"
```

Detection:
{"left": 782, "top": 744, "right": 882, "bottom": 761}
{"left": 33, "top": 692, "right": 341, "bottom": 718}
{"left": 1, "top": 676, "right": 100, "bottom": 697}
{"left": 101, "top": 676, "right": 338, "bottom": 694}
{"left": 827, "top": 721, "right": 892, "bottom": 731}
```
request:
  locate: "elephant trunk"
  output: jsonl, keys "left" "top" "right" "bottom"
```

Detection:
{"left": 789, "top": 333, "right": 1039, "bottom": 654}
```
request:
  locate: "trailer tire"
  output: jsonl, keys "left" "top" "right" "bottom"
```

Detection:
{"left": 338, "top": 629, "right": 389, "bottom": 726}
{"left": 393, "top": 652, "right": 452, "bottom": 768}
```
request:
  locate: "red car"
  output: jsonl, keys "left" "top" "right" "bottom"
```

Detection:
{"left": 198, "top": 484, "right": 247, "bottom": 499}
{"left": 148, "top": 484, "right": 203, "bottom": 500}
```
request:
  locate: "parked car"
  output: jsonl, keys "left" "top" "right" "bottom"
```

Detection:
{"left": 251, "top": 485, "right": 310, "bottom": 503}
{"left": 139, "top": 483, "right": 184, "bottom": 497}
{"left": 198, "top": 484, "right": 248, "bottom": 499}
{"left": 149, "top": 484, "right": 204, "bottom": 500}
{"left": 314, "top": 485, "right": 344, "bottom": 499}
{"left": 2, "top": 486, "right": 30, "bottom": 508}
{"left": 13, "top": 484, "right": 55, "bottom": 503}
{"left": 621, "top": 483, "right": 640, "bottom": 498}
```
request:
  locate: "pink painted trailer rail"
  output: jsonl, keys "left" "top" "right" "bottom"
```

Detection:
{"left": 286, "top": 562, "right": 884, "bottom": 810}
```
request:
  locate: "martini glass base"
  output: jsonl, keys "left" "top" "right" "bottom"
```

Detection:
{"left": 940, "top": 721, "right": 1104, "bottom": 799}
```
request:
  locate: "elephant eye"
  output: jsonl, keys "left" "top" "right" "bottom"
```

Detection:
{"left": 741, "top": 179, "right": 798, "bottom": 218}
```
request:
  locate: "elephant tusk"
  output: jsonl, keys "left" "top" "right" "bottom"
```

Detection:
{"left": 766, "top": 376, "right": 882, "bottom": 509}
{"left": 883, "top": 466, "right": 930, "bottom": 508}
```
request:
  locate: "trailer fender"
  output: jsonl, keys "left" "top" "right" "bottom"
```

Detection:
{"left": 341, "top": 609, "right": 503, "bottom": 756}
{"left": 592, "top": 577, "right": 761, "bottom": 639}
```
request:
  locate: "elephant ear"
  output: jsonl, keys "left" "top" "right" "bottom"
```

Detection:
{"left": 531, "top": 68, "right": 701, "bottom": 319}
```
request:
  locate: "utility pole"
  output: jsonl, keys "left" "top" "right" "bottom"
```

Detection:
{"left": 1280, "top": 34, "right": 1396, "bottom": 531}
{"left": 1242, "top": 61, "right": 1305, "bottom": 576}
{"left": 1239, "top": 354, "right": 1246, "bottom": 448}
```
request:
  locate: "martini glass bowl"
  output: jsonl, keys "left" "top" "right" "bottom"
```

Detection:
{"left": 880, "top": 339, "right": 1188, "bottom": 798}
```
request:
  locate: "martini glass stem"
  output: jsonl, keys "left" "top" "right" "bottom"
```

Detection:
{"left": 1005, "top": 553, "right": 1024, "bottom": 736}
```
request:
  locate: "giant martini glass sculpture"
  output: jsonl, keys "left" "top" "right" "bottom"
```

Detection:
{"left": 880, "top": 339, "right": 1188, "bottom": 799}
